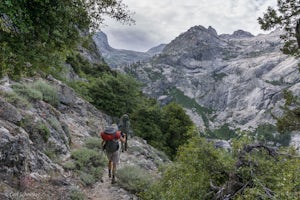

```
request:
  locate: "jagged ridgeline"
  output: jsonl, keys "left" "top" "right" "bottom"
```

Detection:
{"left": 94, "top": 26, "right": 300, "bottom": 145}
{"left": 93, "top": 24, "right": 300, "bottom": 199}
{"left": 1, "top": 0, "right": 300, "bottom": 199}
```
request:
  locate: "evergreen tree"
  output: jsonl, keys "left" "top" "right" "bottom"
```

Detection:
{"left": 0, "top": 0, "right": 133, "bottom": 79}
{"left": 258, "top": 0, "right": 300, "bottom": 56}
{"left": 258, "top": 0, "right": 300, "bottom": 133}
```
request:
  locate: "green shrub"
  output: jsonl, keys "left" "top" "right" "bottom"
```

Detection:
{"left": 116, "top": 165, "right": 155, "bottom": 194}
{"left": 48, "top": 117, "right": 61, "bottom": 131}
{"left": 79, "top": 171, "right": 95, "bottom": 186}
{"left": 84, "top": 137, "right": 102, "bottom": 151}
{"left": 203, "top": 124, "right": 238, "bottom": 140}
{"left": 12, "top": 83, "right": 43, "bottom": 101}
{"left": 143, "top": 136, "right": 300, "bottom": 200}
{"left": 69, "top": 187, "right": 86, "bottom": 200}
{"left": 142, "top": 137, "right": 234, "bottom": 200}
{"left": 32, "top": 80, "right": 59, "bottom": 106}
{"left": 63, "top": 161, "right": 76, "bottom": 170}
{"left": 35, "top": 121, "right": 51, "bottom": 142}
{"left": 71, "top": 148, "right": 106, "bottom": 185}
{"left": 0, "top": 90, "right": 31, "bottom": 109}
{"left": 12, "top": 80, "right": 59, "bottom": 106}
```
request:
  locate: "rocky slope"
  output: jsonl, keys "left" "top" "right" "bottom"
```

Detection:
{"left": 116, "top": 26, "right": 300, "bottom": 133}
{"left": 0, "top": 76, "right": 169, "bottom": 199}
{"left": 93, "top": 31, "right": 166, "bottom": 67}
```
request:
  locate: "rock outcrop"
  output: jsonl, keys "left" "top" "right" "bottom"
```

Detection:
{"left": 93, "top": 31, "right": 165, "bottom": 67}
{"left": 0, "top": 77, "right": 168, "bottom": 199}
{"left": 115, "top": 26, "right": 299, "bottom": 132}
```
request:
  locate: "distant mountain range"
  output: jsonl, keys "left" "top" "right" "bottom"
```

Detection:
{"left": 93, "top": 31, "right": 166, "bottom": 67}
{"left": 93, "top": 26, "right": 300, "bottom": 138}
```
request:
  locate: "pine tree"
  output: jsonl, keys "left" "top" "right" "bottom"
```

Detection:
{"left": 258, "top": 0, "right": 300, "bottom": 56}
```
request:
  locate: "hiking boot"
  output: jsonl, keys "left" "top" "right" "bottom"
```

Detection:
{"left": 111, "top": 176, "right": 116, "bottom": 184}
{"left": 108, "top": 170, "right": 111, "bottom": 178}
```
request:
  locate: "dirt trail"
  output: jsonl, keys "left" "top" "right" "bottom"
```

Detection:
{"left": 84, "top": 151, "right": 137, "bottom": 200}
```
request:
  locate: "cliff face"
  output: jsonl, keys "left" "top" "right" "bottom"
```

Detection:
{"left": 93, "top": 31, "right": 165, "bottom": 67}
{"left": 119, "top": 26, "right": 300, "bottom": 131}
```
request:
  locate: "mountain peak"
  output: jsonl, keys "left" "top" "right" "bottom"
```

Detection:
{"left": 93, "top": 31, "right": 113, "bottom": 52}
{"left": 232, "top": 30, "right": 254, "bottom": 38}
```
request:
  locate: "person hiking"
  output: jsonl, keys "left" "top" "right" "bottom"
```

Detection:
{"left": 118, "top": 114, "right": 130, "bottom": 152}
{"left": 100, "top": 124, "right": 126, "bottom": 184}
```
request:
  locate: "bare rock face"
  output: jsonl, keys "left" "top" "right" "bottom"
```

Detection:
{"left": 0, "top": 78, "right": 110, "bottom": 196}
{"left": 0, "top": 97, "right": 22, "bottom": 123}
{"left": 119, "top": 26, "right": 300, "bottom": 133}
{"left": 0, "top": 77, "right": 169, "bottom": 199}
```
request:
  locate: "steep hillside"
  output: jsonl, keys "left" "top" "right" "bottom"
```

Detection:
{"left": 122, "top": 26, "right": 300, "bottom": 132}
{"left": 93, "top": 32, "right": 165, "bottom": 67}
{"left": 0, "top": 76, "right": 169, "bottom": 199}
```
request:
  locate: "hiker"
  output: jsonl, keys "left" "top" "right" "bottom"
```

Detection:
{"left": 100, "top": 124, "right": 126, "bottom": 184}
{"left": 118, "top": 114, "right": 130, "bottom": 152}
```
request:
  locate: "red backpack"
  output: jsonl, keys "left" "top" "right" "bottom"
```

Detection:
{"left": 100, "top": 126, "right": 121, "bottom": 152}
{"left": 100, "top": 130, "right": 121, "bottom": 141}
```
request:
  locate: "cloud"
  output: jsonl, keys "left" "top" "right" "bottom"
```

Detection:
{"left": 101, "top": 0, "right": 277, "bottom": 51}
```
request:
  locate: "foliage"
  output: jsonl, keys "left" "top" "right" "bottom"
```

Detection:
{"left": 84, "top": 137, "right": 103, "bottom": 151}
{"left": 116, "top": 165, "right": 155, "bottom": 194}
{"left": 88, "top": 73, "right": 141, "bottom": 117}
{"left": 131, "top": 100, "right": 195, "bottom": 160}
{"left": 70, "top": 137, "right": 106, "bottom": 186}
{"left": 20, "top": 114, "right": 51, "bottom": 143}
{"left": 276, "top": 90, "right": 300, "bottom": 133}
{"left": 32, "top": 80, "right": 59, "bottom": 106}
{"left": 0, "top": 0, "right": 133, "bottom": 79}
{"left": 0, "top": 90, "right": 31, "bottom": 109}
{"left": 67, "top": 80, "right": 93, "bottom": 103}
{"left": 203, "top": 124, "right": 238, "bottom": 140}
{"left": 68, "top": 187, "right": 86, "bottom": 200}
{"left": 66, "top": 53, "right": 112, "bottom": 78}
{"left": 169, "top": 87, "right": 212, "bottom": 128}
{"left": 12, "top": 83, "right": 43, "bottom": 101}
{"left": 259, "top": 2, "right": 300, "bottom": 135}
{"left": 71, "top": 147, "right": 106, "bottom": 186}
{"left": 254, "top": 123, "right": 291, "bottom": 146}
{"left": 142, "top": 136, "right": 300, "bottom": 200}
{"left": 35, "top": 121, "right": 51, "bottom": 142}
{"left": 258, "top": 0, "right": 300, "bottom": 56}
{"left": 12, "top": 80, "right": 59, "bottom": 106}
{"left": 131, "top": 99, "right": 165, "bottom": 149}
{"left": 141, "top": 137, "right": 233, "bottom": 200}
{"left": 161, "top": 102, "right": 195, "bottom": 159}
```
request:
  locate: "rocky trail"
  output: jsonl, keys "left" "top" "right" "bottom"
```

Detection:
{"left": 82, "top": 137, "right": 168, "bottom": 200}
{"left": 84, "top": 150, "right": 137, "bottom": 200}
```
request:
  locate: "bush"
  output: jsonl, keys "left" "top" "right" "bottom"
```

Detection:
{"left": 35, "top": 121, "right": 51, "bottom": 142}
{"left": 84, "top": 137, "right": 102, "bottom": 151}
{"left": 117, "top": 165, "right": 155, "bottom": 194}
{"left": 71, "top": 148, "right": 106, "bottom": 185}
{"left": 142, "top": 135, "right": 300, "bottom": 200}
{"left": 32, "top": 80, "right": 59, "bottom": 106}
{"left": 48, "top": 117, "right": 61, "bottom": 131}
{"left": 69, "top": 187, "right": 86, "bottom": 200}
{"left": 20, "top": 115, "right": 51, "bottom": 146}
{"left": 12, "top": 80, "right": 59, "bottom": 106}
{"left": 12, "top": 83, "right": 43, "bottom": 101}
{"left": 141, "top": 137, "right": 234, "bottom": 200}
{"left": 0, "top": 90, "right": 31, "bottom": 109}
{"left": 63, "top": 161, "right": 76, "bottom": 170}
{"left": 79, "top": 171, "right": 96, "bottom": 186}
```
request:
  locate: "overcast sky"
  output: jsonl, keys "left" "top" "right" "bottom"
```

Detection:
{"left": 101, "top": 0, "right": 277, "bottom": 52}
